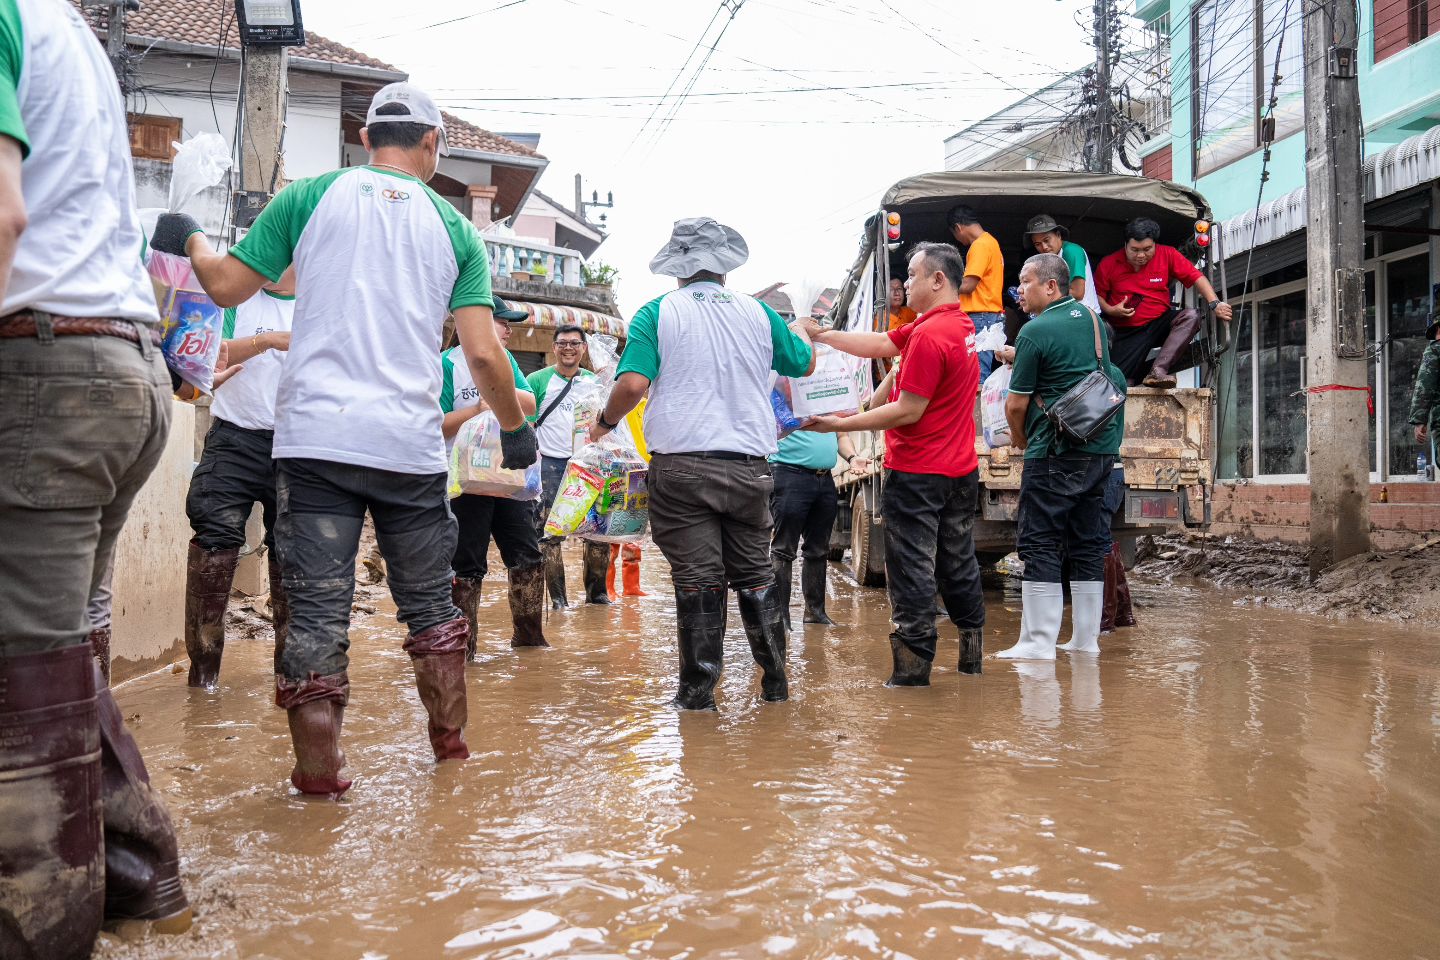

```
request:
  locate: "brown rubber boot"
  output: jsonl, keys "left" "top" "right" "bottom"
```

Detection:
{"left": 95, "top": 664, "right": 193, "bottom": 935}
{"left": 542, "top": 540, "right": 568, "bottom": 610}
{"left": 508, "top": 562, "right": 549, "bottom": 647}
{"left": 958, "top": 627, "right": 984, "bottom": 675}
{"left": 89, "top": 626, "right": 113, "bottom": 683}
{"left": 621, "top": 543, "right": 647, "bottom": 597}
{"left": 0, "top": 645, "right": 105, "bottom": 960}
{"left": 268, "top": 552, "right": 290, "bottom": 674}
{"left": 404, "top": 617, "right": 471, "bottom": 761}
{"left": 886, "top": 634, "right": 932, "bottom": 687}
{"left": 582, "top": 540, "right": 612, "bottom": 604}
{"left": 1142, "top": 308, "right": 1201, "bottom": 388}
{"left": 451, "top": 576, "right": 484, "bottom": 662}
{"left": 183, "top": 541, "right": 240, "bottom": 689}
{"left": 274, "top": 672, "right": 352, "bottom": 797}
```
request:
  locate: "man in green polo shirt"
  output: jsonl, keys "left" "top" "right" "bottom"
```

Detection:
{"left": 998, "top": 253, "right": 1126, "bottom": 661}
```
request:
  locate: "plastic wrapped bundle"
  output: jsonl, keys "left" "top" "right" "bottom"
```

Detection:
{"left": 544, "top": 463, "right": 604, "bottom": 537}
{"left": 771, "top": 377, "right": 803, "bottom": 439}
{"left": 981, "top": 364, "right": 1012, "bottom": 448}
{"left": 149, "top": 250, "right": 222, "bottom": 394}
{"left": 569, "top": 333, "right": 620, "bottom": 456}
{"left": 545, "top": 437, "right": 650, "bottom": 542}
{"left": 448, "top": 411, "right": 542, "bottom": 499}
{"left": 787, "top": 343, "right": 863, "bottom": 419}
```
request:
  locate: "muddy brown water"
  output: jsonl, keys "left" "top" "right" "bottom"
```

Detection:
{"left": 94, "top": 561, "right": 1440, "bottom": 959}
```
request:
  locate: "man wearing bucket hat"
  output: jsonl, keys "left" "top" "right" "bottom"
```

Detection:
{"left": 150, "top": 82, "right": 537, "bottom": 796}
{"left": 587, "top": 217, "right": 815, "bottom": 710}
{"left": 1023, "top": 214, "right": 1099, "bottom": 313}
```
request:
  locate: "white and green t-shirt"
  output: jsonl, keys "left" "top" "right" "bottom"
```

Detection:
{"left": 526, "top": 365, "right": 596, "bottom": 459}
{"left": 0, "top": 0, "right": 157, "bottom": 322}
{"left": 229, "top": 166, "right": 493, "bottom": 474}
{"left": 1060, "top": 240, "right": 1101, "bottom": 314}
{"left": 438, "top": 345, "right": 531, "bottom": 454}
{"left": 210, "top": 289, "right": 295, "bottom": 432}
{"left": 617, "top": 281, "right": 813, "bottom": 457}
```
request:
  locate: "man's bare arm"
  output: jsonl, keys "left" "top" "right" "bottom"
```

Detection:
{"left": 806, "top": 324, "right": 900, "bottom": 359}
{"left": 455, "top": 304, "right": 525, "bottom": 432}
{"left": 1006, "top": 391, "right": 1030, "bottom": 450}
{"left": 0, "top": 137, "right": 27, "bottom": 302}
{"left": 808, "top": 390, "right": 930, "bottom": 433}
{"left": 185, "top": 236, "right": 271, "bottom": 308}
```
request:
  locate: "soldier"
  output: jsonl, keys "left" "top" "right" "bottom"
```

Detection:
{"left": 1408, "top": 317, "right": 1440, "bottom": 449}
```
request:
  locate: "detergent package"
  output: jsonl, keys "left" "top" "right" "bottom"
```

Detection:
{"left": 981, "top": 364, "right": 1012, "bottom": 449}
{"left": 148, "top": 250, "right": 223, "bottom": 394}
{"left": 447, "top": 411, "right": 542, "bottom": 500}
{"left": 544, "top": 463, "right": 604, "bottom": 538}
{"left": 575, "top": 455, "right": 649, "bottom": 543}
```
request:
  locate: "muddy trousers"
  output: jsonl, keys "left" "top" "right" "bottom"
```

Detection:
{"left": 0, "top": 329, "right": 185, "bottom": 958}
{"left": 880, "top": 469, "right": 986, "bottom": 662}
{"left": 184, "top": 417, "right": 285, "bottom": 685}
{"left": 272, "top": 459, "right": 469, "bottom": 781}
{"left": 1017, "top": 455, "right": 1113, "bottom": 584}
{"left": 450, "top": 493, "right": 546, "bottom": 653}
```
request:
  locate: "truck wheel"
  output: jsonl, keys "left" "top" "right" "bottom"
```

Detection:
{"left": 849, "top": 496, "right": 886, "bottom": 588}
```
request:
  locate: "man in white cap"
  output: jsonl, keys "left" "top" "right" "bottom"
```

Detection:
{"left": 150, "top": 82, "right": 538, "bottom": 797}
{"left": 588, "top": 217, "right": 815, "bottom": 711}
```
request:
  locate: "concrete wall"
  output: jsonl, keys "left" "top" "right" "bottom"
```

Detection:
{"left": 1211, "top": 480, "right": 1440, "bottom": 549}
{"left": 109, "top": 401, "right": 196, "bottom": 684}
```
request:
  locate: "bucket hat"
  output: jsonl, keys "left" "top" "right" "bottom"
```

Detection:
{"left": 1022, "top": 214, "right": 1069, "bottom": 241}
{"left": 492, "top": 295, "right": 529, "bottom": 322}
{"left": 649, "top": 217, "right": 749, "bottom": 278}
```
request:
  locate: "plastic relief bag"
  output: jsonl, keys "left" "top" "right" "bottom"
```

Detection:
{"left": 981, "top": 363, "right": 1012, "bottom": 448}
{"left": 973, "top": 321, "right": 1008, "bottom": 353}
{"left": 148, "top": 250, "right": 223, "bottom": 394}
{"left": 781, "top": 343, "right": 864, "bottom": 421}
{"left": 544, "top": 438, "right": 649, "bottom": 543}
{"left": 448, "top": 410, "right": 542, "bottom": 500}
{"left": 569, "top": 333, "right": 619, "bottom": 457}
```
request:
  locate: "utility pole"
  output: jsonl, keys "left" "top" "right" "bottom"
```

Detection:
{"left": 1302, "top": 0, "right": 1370, "bottom": 575}
{"left": 90, "top": 0, "right": 134, "bottom": 91}
{"left": 239, "top": 46, "right": 288, "bottom": 200}
{"left": 1090, "top": 0, "right": 1116, "bottom": 173}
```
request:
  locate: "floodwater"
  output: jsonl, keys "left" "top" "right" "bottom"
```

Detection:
{"left": 96, "top": 559, "right": 1440, "bottom": 960}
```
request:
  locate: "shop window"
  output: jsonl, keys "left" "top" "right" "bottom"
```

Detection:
{"left": 1366, "top": 271, "right": 1379, "bottom": 473}
{"left": 128, "top": 114, "right": 180, "bottom": 162}
{"left": 1375, "top": 0, "right": 1433, "bottom": 62}
{"left": 1385, "top": 254, "right": 1433, "bottom": 475}
{"left": 1219, "top": 306, "right": 1254, "bottom": 479}
{"left": 1257, "top": 290, "right": 1308, "bottom": 475}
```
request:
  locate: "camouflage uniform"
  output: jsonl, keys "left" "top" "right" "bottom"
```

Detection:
{"left": 1408, "top": 340, "right": 1440, "bottom": 431}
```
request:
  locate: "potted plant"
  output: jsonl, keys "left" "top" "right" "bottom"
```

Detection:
{"left": 531, "top": 262, "right": 548, "bottom": 281}
{"left": 582, "top": 260, "right": 620, "bottom": 290}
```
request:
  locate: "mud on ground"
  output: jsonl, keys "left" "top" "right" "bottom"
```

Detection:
{"left": 1135, "top": 532, "right": 1440, "bottom": 627}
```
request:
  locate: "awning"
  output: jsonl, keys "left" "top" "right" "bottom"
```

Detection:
{"left": 1218, "top": 124, "right": 1440, "bottom": 259}
{"left": 507, "top": 300, "right": 627, "bottom": 340}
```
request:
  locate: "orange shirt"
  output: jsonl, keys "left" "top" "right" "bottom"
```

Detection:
{"left": 959, "top": 231, "right": 1004, "bottom": 314}
{"left": 887, "top": 306, "right": 917, "bottom": 331}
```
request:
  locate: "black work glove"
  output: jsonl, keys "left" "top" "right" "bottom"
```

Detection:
{"left": 499, "top": 422, "right": 539, "bottom": 470}
{"left": 150, "top": 212, "right": 204, "bottom": 257}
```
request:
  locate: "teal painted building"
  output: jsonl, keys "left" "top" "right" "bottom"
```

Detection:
{"left": 1134, "top": 0, "right": 1440, "bottom": 483}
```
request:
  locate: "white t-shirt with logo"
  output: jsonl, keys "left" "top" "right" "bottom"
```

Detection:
{"left": 229, "top": 166, "right": 493, "bottom": 474}
{"left": 526, "top": 366, "right": 597, "bottom": 460}
{"left": 0, "top": 0, "right": 158, "bottom": 322}
{"left": 438, "top": 345, "right": 531, "bottom": 455}
{"left": 210, "top": 289, "right": 295, "bottom": 431}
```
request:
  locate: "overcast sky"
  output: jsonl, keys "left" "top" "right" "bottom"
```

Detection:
{"left": 296, "top": 0, "right": 1094, "bottom": 313}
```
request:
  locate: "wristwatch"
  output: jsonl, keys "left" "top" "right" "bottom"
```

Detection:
{"left": 1208, "top": 299, "right": 1222, "bottom": 310}
{"left": 597, "top": 411, "right": 618, "bottom": 430}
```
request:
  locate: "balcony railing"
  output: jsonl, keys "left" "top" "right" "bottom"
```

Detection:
{"left": 484, "top": 234, "right": 583, "bottom": 287}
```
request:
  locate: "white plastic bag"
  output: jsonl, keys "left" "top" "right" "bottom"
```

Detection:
{"left": 982, "top": 364, "right": 1012, "bottom": 448}
{"left": 788, "top": 344, "right": 861, "bottom": 419}
{"left": 168, "top": 132, "right": 232, "bottom": 216}
{"left": 570, "top": 333, "right": 619, "bottom": 456}
{"left": 448, "top": 411, "right": 542, "bottom": 500}
{"left": 973, "top": 321, "right": 1008, "bottom": 353}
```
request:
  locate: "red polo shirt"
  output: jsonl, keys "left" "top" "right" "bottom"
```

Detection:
{"left": 885, "top": 302, "right": 979, "bottom": 477}
{"left": 1093, "top": 245, "right": 1203, "bottom": 328}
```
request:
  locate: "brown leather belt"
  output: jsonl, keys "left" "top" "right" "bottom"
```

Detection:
{"left": 0, "top": 311, "right": 163, "bottom": 346}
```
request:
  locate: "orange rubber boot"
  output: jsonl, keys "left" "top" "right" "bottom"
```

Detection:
{"left": 622, "top": 544, "right": 647, "bottom": 597}
{"left": 606, "top": 544, "right": 620, "bottom": 601}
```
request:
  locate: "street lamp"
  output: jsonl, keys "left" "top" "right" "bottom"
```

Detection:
{"left": 234, "top": 0, "right": 306, "bottom": 46}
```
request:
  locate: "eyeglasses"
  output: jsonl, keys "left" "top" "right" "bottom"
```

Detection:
{"left": 555, "top": 341, "right": 584, "bottom": 348}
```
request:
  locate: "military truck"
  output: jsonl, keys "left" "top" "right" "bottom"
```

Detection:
{"left": 824, "top": 171, "right": 1225, "bottom": 586}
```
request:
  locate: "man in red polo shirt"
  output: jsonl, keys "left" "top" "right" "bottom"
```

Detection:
{"left": 1094, "top": 217, "right": 1232, "bottom": 388}
{"left": 806, "top": 242, "right": 985, "bottom": 687}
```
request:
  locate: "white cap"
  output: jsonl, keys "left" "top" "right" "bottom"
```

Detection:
{"left": 365, "top": 82, "right": 449, "bottom": 155}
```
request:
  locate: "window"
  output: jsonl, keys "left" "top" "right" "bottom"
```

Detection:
{"left": 1385, "top": 254, "right": 1433, "bottom": 473}
{"left": 1375, "top": 0, "right": 1433, "bottom": 62}
{"left": 1191, "top": 0, "right": 1304, "bottom": 175}
{"left": 128, "top": 114, "right": 180, "bottom": 162}
{"left": 1256, "top": 290, "right": 1308, "bottom": 475}
{"left": 1219, "top": 307, "right": 1255, "bottom": 478}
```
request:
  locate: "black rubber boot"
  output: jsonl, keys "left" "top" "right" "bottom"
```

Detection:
{"left": 737, "top": 584, "right": 790, "bottom": 702}
{"left": 582, "top": 541, "right": 612, "bottom": 604}
{"left": 673, "top": 586, "right": 726, "bottom": 711}
{"left": 542, "top": 540, "right": 568, "bottom": 610}
{"left": 886, "top": 634, "right": 932, "bottom": 687}
{"left": 96, "top": 664, "right": 193, "bottom": 935}
{"left": 275, "top": 672, "right": 352, "bottom": 797}
{"left": 801, "top": 557, "right": 835, "bottom": 625}
{"left": 772, "top": 557, "right": 794, "bottom": 631}
{"left": 451, "top": 576, "right": 484, "bottom": 662}
{"left": 183, "top": 541, "right": 240, "bottom": 689}
{"left": 958, "top": 627, "right": 983, "bottom": 675}
{"left": 0, "top": 645, "right": 104, "bottom": 960}
{"left": 268, "top": 551, "right": 290, "bottom": 675}
{"left": 508, "top": 562, "right": 549, "bottom": 647}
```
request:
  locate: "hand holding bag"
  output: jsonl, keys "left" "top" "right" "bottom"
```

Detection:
{"left": 1035, "top": 306, "right": 1126, "bottom": 449}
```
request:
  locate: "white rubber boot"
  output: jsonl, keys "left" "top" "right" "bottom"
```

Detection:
{"left": 996, "top": 582, "right": 1061, "bottom": 660}
{"left": 1058, "top": 581, "right": 1104, "bottom": 654}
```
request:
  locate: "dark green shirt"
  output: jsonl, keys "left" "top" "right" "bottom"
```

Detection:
{"left": 1008, "top": 296, "right": 1126, "bottom": 459}
{"left": 1409, "top": 340, "right": 1440, "bottom": 428}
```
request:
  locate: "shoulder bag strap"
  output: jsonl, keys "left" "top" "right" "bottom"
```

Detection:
{"left": 533, "top": 373, "right": 579, "bottom": 430}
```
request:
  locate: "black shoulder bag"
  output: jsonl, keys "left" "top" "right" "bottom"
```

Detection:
{"left": 1035, "top": 306, "right": 1126, "bottom": 450}
{"left": 533, "top": 374, "right": 580, "bottom": 430}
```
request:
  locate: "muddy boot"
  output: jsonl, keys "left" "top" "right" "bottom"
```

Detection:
{"left": 996, "top": 582, "right": 1062, "bottom": 660}
{"left": 183, "top": 541, "right": 240, "bottom": 689}
{"left": 451, "top": 576, "right": 484, "bottom": 662}
{"left": 268, "top": 552, "right": 290, "bottom": 674}
{"left": 886, "top": 634, "right": 932, "bottom": 687}
{"left": 737, "top": 584, "right": 790, "bottom": 702}
{"left": 1142, "top": 309, "right": 1201, "bottom": 388}
{"left": 1113, "top": 546, "right": 1136, "bottom": 627}
{"left": 1101, "top": 545, "right": 1121, "bottom": 633}
{"left": 0, "top": 645, "right": 104, "bottom": 960}
{"left": 96, "top": 667, "right": 193, "bottom": 935}
{"left": 275, "top": 672, "right": 352, "bottom": 797}
{"left": 404, "top": 618, "right": 470, "bottom": 761}
{"left": 606, "top": 544, "right": 620, "bottom": 601}
{"left": 1059, "top": 582, "right": 1104, "bottom": 654}
{"left": 542, "top": 540, "right": 568, "bottom": 610}
{"left": 673, "top": 586, "right": 725, "bottom": 711}
{"left": 582, "top": 541, "right": 612, "bottom": 605}
{"left": 801, "top": 557, "right": 835, "bottom": 625}
{"left": 621, "top": 543, "right": 647, "bottom": 597}
{"left": 508, "top": 563, "right": 549, "bottom": 648}
{"left": 772, "top": 558, "right": 794, "bottom": 632}
{"left": 89, "top": 626, "right": 113, "bottom": 683}
{"left": 958, "top": 627, "right": 984, "bottom": 675}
